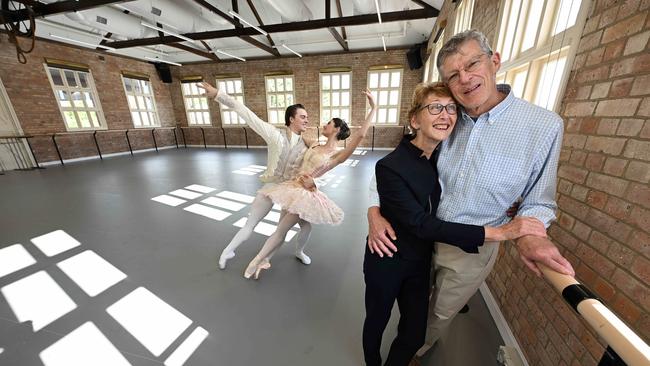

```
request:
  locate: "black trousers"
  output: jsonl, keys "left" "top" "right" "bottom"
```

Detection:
{"left": 362, "top": 247, "right": 431, "bottom": 366}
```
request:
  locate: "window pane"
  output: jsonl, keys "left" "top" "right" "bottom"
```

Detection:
{"left": 234, "top": 80, "right": 242, "bottom": 93}
{"left": 182, "top": 84, "right": 190, "bottom": 95}
{"left": 390, "top": 72, "right": 401, "bottom": 87}
{"left": 522, "top": 0, "right": 544, "bottom": 51}
{"left": 149, "top": 112, "right": 156, "bottom": 125}
{"left": 379, "top": 91, "right": 388, "bottom": 105}
{"left": 277, "top": 94, "right": 285, "bottom": 108}
{"left": 380, "top": 72, "right": 389, "bottom": 87}
{"left": 124, "top": 78, "right": 133, "bottom": 92}
{"left": 512, "top": 68, "right": 528, "bottom": 98}
{"left": 190, "top": 83, "right": 199, "bottom": 94}
{"left": 332, "top": 93, "right": 340, "bottom": 106}
{"left": 139, "top": 112, "right": 148, "bottom": 126}
{"left": 332, "top": 75, "right": 340, "bottom": 90}
{"left": 196, "top": 112, "right": 203, "bottom": 124}
{"left": 203, "top": 112, "right": 210, "bottom": 123}
{"left": 341, "top": 91, "right": 350, "bottom": 106}
{"left": 285, "top": 77, "right": 293, "bottom": 91}
{"left": 143, "top": 81, "right": 151, "bottom": 94}
{"left": 378, "top": 109, "right": 387, "bottom": 123}
{"left": 226, "top": 81, "right": 234, "bottom": 94}
{"left": 132, "top": 111, "right": 141, "bottom": 126}
{"left": 388, "top": 108, "right": 398, "bottom": 123}
{"left": 322, "top": 93, "right": 330, "bottom": 106}
{"left": 535, "top": 54, "right": 567, "bottom": 109}
{"left": 269, "top": 110, "right": 278, "bottom": 123}
{"left": 267, "top": 78, "right": 276, "bottom": 92}
{"left": 71, "top": 91, "right": 84, "bottom": 108}
{"left": 270, "top": 95, "right": 277, "bottom": 107}
{"left": 389, "top": 90, "right": 399, "bottom": 105}
{"left": 136, "top": 96, "right": 145, "bottom": 109}
{"left": 286, "top": 94, "right": 294, "bottom": 105}
{"left": 224, "top": 111, "right": 231, "bottom": 124}
{"left": 64, "top": 70, "right": 77, "bottom": 87}
{"left": 322, "top": 75, "right": 330, "bottom": 90}
{"left": 218, "top": 81, "right": 227, "bottom": 91}
{"left": 49, "top": 68, "right": 64, "bottom": 86}
{"left": 554, "top": 0, "right": 581, "bottom": 35}
{"left": 64, "top": 111, "right": 78, "bottom": 128}
{"left": 277, "top": 78, "right": 284, "bottom": 92}
{"left": 89, "top": 111, "right": 98, "bottom": 126}
{"left": 341, "top": 74, "right": 350, "bottom": 89}
{"left": 78, "top": 73, "right": 88, "bottom": 88}
{"left": 201, "top": 98, "right": 208, "bottom": 109}
{"left": 341, "top": 109, "right": 349, "bottom": 121}
{"left": 76, "top": 112, "right": 89, "bottom": 128}
{"left": 322, "top": 109, "right": 331, "bottom": 123}
{"left": 57, "top": 90, "right": 70, "bottom": 107}
{"left": 189, "top": 112, "right": 196, "bottom": 124}
{"left": 145, "top": 96, "right": 153, "bottom": 110}
{"left": 369, "top": 73, "right": 379, "bottom": 88}
{"left": 84, "top": 92, "right": 95, "bottom": 108}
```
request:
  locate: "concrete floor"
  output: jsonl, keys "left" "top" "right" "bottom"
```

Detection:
{"left": 0, "top": 147, "right": 503, "bottom": 366}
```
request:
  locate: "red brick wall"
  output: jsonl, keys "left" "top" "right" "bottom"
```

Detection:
{"left": 0, "top": 34, "right": 178, "bottom": 162}
{"left": 1, "top": 35, "right": 421, "bottom": 162}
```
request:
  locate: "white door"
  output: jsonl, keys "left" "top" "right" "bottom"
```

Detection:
{"left": 0, "top": 76, "right": 33, "bottom": 171}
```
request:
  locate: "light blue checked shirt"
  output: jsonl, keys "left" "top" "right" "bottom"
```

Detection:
{"left": 370, "top": 84, "right": 563, "bottom": 228}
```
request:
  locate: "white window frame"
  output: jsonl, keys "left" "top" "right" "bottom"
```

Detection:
{"left": 319, "top": 71, "right": 352, "bottom": 125}
{"left": 424, "top": 29, "right": 445, "bottom": 83}
{"left": 45, "top": 65, "right": 107, "bottom": 131}
{"left": 264, "top": 75, "right": 295, "bottom": 125}
{"left": 216, "top": 77, "right": 246, "bottom": 126}
{"left": 454, "top": 0, "right": 475, "bottom": 35}
{"left": 495, "top": 0, "right": 591, "bottom": 111}
{"left": 121, "top": 75, "right": 160, "bottom": 128}
{"left": 181, "top": 80, "right": 211, "bottom": 126}
{"left": 367, "top": 68, "right": 403, "bottom": 125}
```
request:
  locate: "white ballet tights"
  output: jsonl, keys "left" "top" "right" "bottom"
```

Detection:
{"left": 253, "top": 211, "right": 302, "bottom": 266}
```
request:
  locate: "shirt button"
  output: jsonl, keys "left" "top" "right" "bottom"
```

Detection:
{"left": 460, "top": 173, "right": 465, "bottom": 178}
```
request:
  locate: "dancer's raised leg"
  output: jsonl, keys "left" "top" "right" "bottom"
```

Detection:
{"left": 219, "top": 193, "right": 273, "bottom": 269}
{"left": 244, "top": 213, "right": 301, "bottom": 279}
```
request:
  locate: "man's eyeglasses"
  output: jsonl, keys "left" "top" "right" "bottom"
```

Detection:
{"left": 419, "top": 102, "right": 457, "bottom": 115}
{"left": 444, "top": 53, "right": 489, "bottom": 86}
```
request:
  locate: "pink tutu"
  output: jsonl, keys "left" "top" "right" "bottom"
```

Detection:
{"left": 259, "top": 181, "right": 344, "bottom": 225}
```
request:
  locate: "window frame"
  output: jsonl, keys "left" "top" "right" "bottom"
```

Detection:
{"left": 181, "top": 79, "right": 211, "bottom": 126}
{"left": 495, "top": 0, "right": 591, "bottom": 111}
{"left": 367, "top": 67, "right": 403, "bottom": 125}
{"left": 319, "top": 71, "right": 352, "bottom": 126}
{"left": 121, "top": 74, "right": 160, "bottom": 128}
{"left": 215, "top": 77, "right": 246, "bottom": 127}
{"left": 44, "top": 64, "right": 107, "bottom": 131}
{"left": 453, "top": 0, "right": 475, "bottom": 35}
{"left": 264, "top": 74, "right": 296, "bottom": 125}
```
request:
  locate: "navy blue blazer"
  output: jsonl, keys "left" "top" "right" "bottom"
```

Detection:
{"left": 376, "top": 135, "right": 485, "bottom": 261}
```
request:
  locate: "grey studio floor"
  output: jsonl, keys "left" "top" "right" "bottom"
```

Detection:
{"left": 0, "top": 147, "right": 504, "bottom": 366}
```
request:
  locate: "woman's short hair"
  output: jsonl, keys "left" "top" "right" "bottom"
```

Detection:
{"left": 332, "top": 117, "right": 350, "bottom": 140}
{"left": 285, "top": 103, "right": 306, "bottom": 127}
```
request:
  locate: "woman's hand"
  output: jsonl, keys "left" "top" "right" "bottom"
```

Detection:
{"left": 363, "top": 88, "right": 376, "bottom": 111}
{"left": 297, "top": 174, "right": 316, "bottom": 191}
{"left": 484, "top": 216, "right": 547, "bottom": 241}
{"left": 198, "top": 82, "right": 219, "bottom": 99}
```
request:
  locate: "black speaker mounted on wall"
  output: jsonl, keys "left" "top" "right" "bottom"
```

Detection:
{"left": 154, "top": 62, "right": 173, "bottom": 83}
{"left": 406, "top": 44, "right": 424, "bottom": 70}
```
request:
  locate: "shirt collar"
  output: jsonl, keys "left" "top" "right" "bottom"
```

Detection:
{"left": 400, "top": 135, "right": 439, "bottom": 160}
{"left": 459, "top": 83, "right": 515, "bottom": 123}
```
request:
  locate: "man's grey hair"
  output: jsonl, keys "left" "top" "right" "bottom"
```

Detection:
{"left": 436, "top": 29, "right": 494, "bottom": 75}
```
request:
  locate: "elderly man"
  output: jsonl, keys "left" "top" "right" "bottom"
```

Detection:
{"left": 367, "top": 30, "right": 575, "bottom": 359}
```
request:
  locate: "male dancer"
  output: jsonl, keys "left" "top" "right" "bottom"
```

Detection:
{"left": 200, "top": 82, "right": 315, "bottom": 269}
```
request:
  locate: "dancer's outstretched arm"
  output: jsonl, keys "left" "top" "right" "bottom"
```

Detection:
{"left": 330, "top": 89, "right": 377, "bottom": 166}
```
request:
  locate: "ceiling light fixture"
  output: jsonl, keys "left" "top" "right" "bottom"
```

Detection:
{"left": 374, "top": 0, "right": 382, "bottom": 24}
{"left": 228, "top": 10, "right": 268, "bottom": 36}
{"left": 381, "top": 36, "right": 386, "bottom": 51}
{"left": 281, "top": 44, "right": 302, "bottom": 58}
{"left": 141, "top": 22, "right": 196, "bottom": 44}
{"left": 49, "top": 34, "right": 115, "bottom": 51}
{"left": 144, "top": 56, "right": 182, "bottom": 67}
{"left": 215, "top": 49, "right": 246, "bottom": 62}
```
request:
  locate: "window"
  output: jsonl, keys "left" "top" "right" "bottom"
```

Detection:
{"left": 216, "top": 77, "right": 245, "bottom": 126}
{"left": 181, "top": 80, "right": 211, "bottom": 125}
{"left": 424, "top": 29, "right": 445, "bottom": 82}
{"left": 320, "top": 72, "right": 351, "bottom": 125}
{"left": 453, "top": 0, "right": 475, "bottom": 35}
{"left": 496, "top": 0, "right": 588, "bottom": 110}
{"left": 367, "top": 68, "right": 402, "bottom": 125}
{"left": 121, "top": 74, "right": 159, "bottom": 128}
{"left": 265, "top": 75, "right": 295, "bottom": 124}
{"left": 45, "top": 65, "right": 106, "bottom": 131}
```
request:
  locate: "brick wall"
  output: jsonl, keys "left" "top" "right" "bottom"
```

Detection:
{"left": 1, "top": 34, "right": 422, "bottom": 163}
{"left": 429, "top": 0, "right": 650, "bottom": 365}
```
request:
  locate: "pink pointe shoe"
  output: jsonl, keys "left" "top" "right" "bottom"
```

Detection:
{"left": 244, "top": 257, "right": 271, "bottom": 280}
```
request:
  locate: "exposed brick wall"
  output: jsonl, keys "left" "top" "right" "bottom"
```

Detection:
{"left": 443, "top": 0, "right": 650, "bottom": 365}
{"left": 1, "top": 35, "right": 422, "bottom": 162}
{"left": 0, "top": 34, "right": 178, "bottom": 162}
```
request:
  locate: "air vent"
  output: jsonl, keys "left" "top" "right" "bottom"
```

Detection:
{"left": 151, "top": 7, "right": 162, "bottom": 16}
{"left": 96, "top": 16, "right": 107, "bottom": 25}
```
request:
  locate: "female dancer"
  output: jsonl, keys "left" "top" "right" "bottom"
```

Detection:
{"left": 363, "top": 82, "right": 547, "bottom": 365}
{"left": 243, "top": 90, "right": 378, "bottom": 279}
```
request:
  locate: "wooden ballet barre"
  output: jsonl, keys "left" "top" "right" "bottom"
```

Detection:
{"left": 539, "top": 264, "right": 650, "bottom": 366}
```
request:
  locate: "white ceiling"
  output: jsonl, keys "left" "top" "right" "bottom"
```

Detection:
{"left": 28, "top": 0, "right": 443, "bottom": 64}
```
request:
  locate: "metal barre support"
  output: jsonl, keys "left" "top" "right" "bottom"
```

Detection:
{"left": 200, "top": 127, "right": 206, "bottom": 149}
{"left": 125, "top": 130, "right": 133, "bottom": 156}
{"left": 243, "top": 127, "right": 248, "bottom": 149}
{"left": 221, "top": 127, "right": 227, "bottom": 149}
{"left": 92, "top": 131, "right": 103, "bottom": 160}
{"left": 51, "top": 134, "right": 64, "bottom": 165}
{"left": 151, "top": 129, "right": 158, "bottom": 152}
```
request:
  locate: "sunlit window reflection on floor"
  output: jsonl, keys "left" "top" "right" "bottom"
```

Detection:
{"left": 352, "top": 149, "right": 368, "bottom": 155}
{"left": 233, "top": 164, "right": 266, "bottom": 176}
{"left": 0, "top": 244, "right": 36, "bottom": 278}
{"left": 169, "top": 189, "right": 203, "bottom": 200}
{"left": 164, "top": 326, "right": 208, "bottom": 366}
{"left": 183, "top": 204, "right": 231, "bottom": 221}
{"left": 151, "top": 195, "right": 187, "bottom": 207}
{"left": 184, "top": 184, "right": 215, "bottom": 193}
{"left": 1, "top": 271, "right": 77, "bottom": 331}
{"left": 106, "top": 287, "right": 192, "bottom": 357}
{"left": 31, "top": 230, "right": 81, "bottom": 257}
{"left": 215, "top": 190, "right": 255, "bottom": 203}
{"left": 56, "top": 250, "right": 127, "bottom": 297}
{"left": 201, "top": 197, "right": 246, "bottom": 211}
{"left": 341, "top": 159, "right": 359, "bottom": 167}
{"left": 233, "top": 218, "right": 298, "bottom": 242}
{"left": 39, "top": 322, "right": 132, "bottom": 366}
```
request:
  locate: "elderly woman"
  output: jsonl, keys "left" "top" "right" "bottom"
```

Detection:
{"left": 362, "top": 82, "right": 546, "bottom": 366}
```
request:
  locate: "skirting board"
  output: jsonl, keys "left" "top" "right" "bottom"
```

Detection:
{"left": 479, "top": 283, "right": 529, "bottom": 366}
